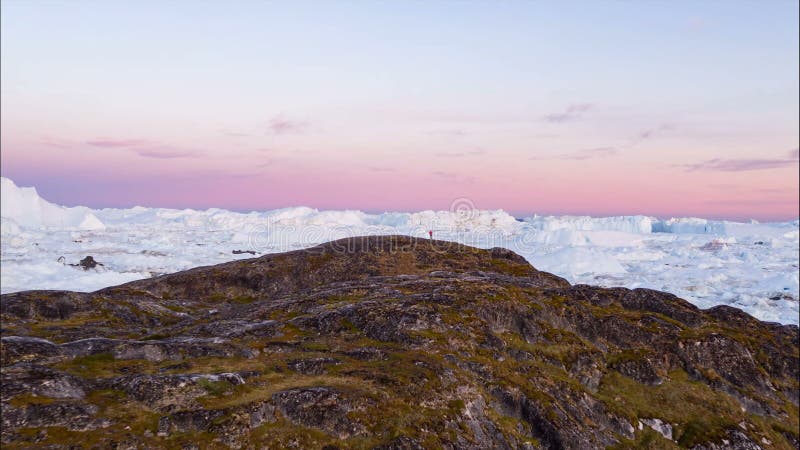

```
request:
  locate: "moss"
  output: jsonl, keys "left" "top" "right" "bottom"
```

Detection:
{"left": 27, "top": 312, "right": 126, "bottom": 342}
{"left": 500, "top": 328, "right": 593, "bottom": 369}
{"left": 162, "top": 303, "right": 186, "bottom": 313}
{"left": 174, "top": 355, "right": 266, "bottom": 375}
{"left": 165, "top": 431, "right": 229, "bottom": 449}
{"left": 55, "top": 352, "right": 116, "bottom": 376}
{"left": 307, "top": 252, "right": 335, "bottom": 270}
{"left": 207, "top": 293, "right": 227, "bottom": 302}
{"left": 4, "top": 237, "right": 796, "bottom": 448}
{"left": 199, "top": 373, "right": 375, "bottom": 410}
{"left": 141, "top": 333, "right": 170, "bottom": 341}
{"left": 608, "top": 427, "right": 680, "bottom": 449}
{"left": 447, "top": 399, "right": 465, "bottom": 413}
{"left": 606, "top": 348, "right": 652, "bottom": 365}
{"left": 324, "top": 293, "right": 366, "bottom": 305}
{"left": 197, "top": 378, "right": 234, "bottom": 396}
{"left": 8, "top": 393, "right": 56, "bottom": 407}
{"left": 250, "top": 418, "right": 340, "bottom": 448}
{"left": 55, "top": 353, "right": 171, "bottom": 378}
{"left": 86, "top": 389, "right": 128, "bottom": 412}
{"left": 596, "top": 369, "right": 743, "bottom": 446}
{"left": 544, "top": 295, "right": 568, "bottom": 307}
{"left": 340, "top": 318, "right": 361, "bottom": 333}
{"left": 10, "top": 402, "right": 162, "bottom": 449}
{"left": 230, "top": 295, "right": 257, "bottom": 304}
{"left": 488, "top": 259, "right": 531, "bottom": 276}
{"left": 302, "top": 341, "right": 330, "bottom": 352}
{"left": 273, "top": 322, "right": 311, "bottom": 341}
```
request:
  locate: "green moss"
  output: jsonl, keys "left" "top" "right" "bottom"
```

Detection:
{"left": 27, "top": 312, "right": 125, "bottom": 341}
{"left": 488, "top": 259, "right": 530, "bottom": 276}
{"left": 8, "top": 393, "right": 56, "bottom": 407}
{"left": 141, "top": 333, "right": 170, "bottom": 341}
{"left": 607, "top": 427, "right": 680, "bottom": 449}
{"left": 606, "top": 348, "right": 652, "bottom": 365}
{"left": 302, "top": 341, "right": 330, "bottom": 352}
{"left": 250, "top": 418, "right": 338, "bottom": 448}
{"left": 596, "top": 370, "right": 742, "bottom": 447}
{"left": 447, "top": 399, "right": 465, "bottom": 413}
{"left": 55, "top": 352, "right": 169, "bottom": 378}
{"left": 544, "top": 295, "right": 568, "bottom": 308}
{"left": 275, "top": 322, "right": 311, "bottom": 340}
{"left": 324, "top": 293, "right": 366, "bottom": 305}
{"left": 340, "top": 318, "right": 361, "bottom": 333}
{"left": 307, "top": 252, "right": 335, "bottom": 270}
{"left": 197, "top": 378, "right": 234, "bottom": 396}
{"left": 86, "top": 389, "right": 128, "bottom": 408}
{"left": 207, "top": 293, "right": 227, "bottom": 302}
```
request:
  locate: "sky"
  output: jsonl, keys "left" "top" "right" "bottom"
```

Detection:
{"left": 1, "top": 1, "right": 798, "bottom": 221}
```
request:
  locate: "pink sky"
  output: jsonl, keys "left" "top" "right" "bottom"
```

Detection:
{"left": 2, "top": 2, "right": 798, "bottom": 221}
{"left": 2, "top": 129, "right": 797, "bottom": 221}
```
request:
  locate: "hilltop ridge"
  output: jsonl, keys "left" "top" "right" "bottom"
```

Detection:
{"left": 1, "top": 236, "right": 798, "bottom": 449}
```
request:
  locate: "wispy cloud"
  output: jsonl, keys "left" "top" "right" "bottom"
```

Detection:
{"left": 40, "top": 137, "right": 76, "bottom": 149}
{"left": 704, "top": 199, "right": 797, "bottom": 206}
{"left": 87, "top": 138, "right": 150, "bottom": 148}
{"left": 255, "top": 159, "right": 275, "bottom": 168}
{"left": 86, "top": 137, "right": 203, "bottom": 159}
{"left": 131, "top": 147, "right": 203, "bottom": 159}
{"left": 267, "top": 116, "right": 309, "bottom": 135}
{"left": 543, "top": 103, "right": 593, "bottom": 123}
{"left": 436, "top": 149, "right": 485, "bottom": 158}
{"left": 531, "top": 147, "right": 617, "bottom": 161}
{"left": 625, "top": 123, "right": 674, "bottom": 147}
{"left": 428, "top": 129, "right": 467, "bottom": 137}
{"left": 368, "top": 166, "right": 396, "bottom": 173}
{"left": 683, "top": 150, "right": 799, "bottom": 172}
{"left": 220, "top": 130, "right": 251, "bottom": 138}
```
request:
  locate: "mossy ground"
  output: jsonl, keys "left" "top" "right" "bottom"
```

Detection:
{"left": 2, "top": 236, "right": 797, "bottom": 449}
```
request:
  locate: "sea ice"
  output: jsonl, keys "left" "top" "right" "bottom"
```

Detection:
{"left": 1, "top": 177, "right": 798, "bottom": 325}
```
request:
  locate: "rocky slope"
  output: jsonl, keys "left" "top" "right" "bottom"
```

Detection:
{"left": 1, "top": 235, "right": 798, "bottom": 449}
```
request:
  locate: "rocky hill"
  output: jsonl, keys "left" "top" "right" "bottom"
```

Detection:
{"left": 1, "top": 235, "right": 798, "bottom": 449}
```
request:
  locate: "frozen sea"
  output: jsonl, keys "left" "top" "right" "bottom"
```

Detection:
{"left": 2, "top": 177, "right": 798, "bottom": 325}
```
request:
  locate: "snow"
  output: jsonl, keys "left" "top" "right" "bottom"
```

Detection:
{"left": 1, "top": 176, "right": 798, "bottom": 325}
{"left": 1, "top": 178, "right": 105, "bottom": 230}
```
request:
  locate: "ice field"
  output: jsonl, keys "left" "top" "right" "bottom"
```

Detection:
{"left": 2, "top": 177, "right": 798, "bottom": 325}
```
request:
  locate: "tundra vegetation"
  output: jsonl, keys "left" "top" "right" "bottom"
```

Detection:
{"left": 1, "top": 236, "right": 797, "bottom": 449}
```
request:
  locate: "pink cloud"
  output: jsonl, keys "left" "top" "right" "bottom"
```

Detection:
{"left": 40, "top": 137, "right": 76, "bottom": 149}
{"left": 87, "top": 138, "right": 150, "bottom": 148}
{"left": 84, "top": 137, "right": 202, "bottom": 159}
{"left": 428, "top": 129, "right": 467, "bottom": 137}
{"left": 531, "top": 147, "right": 617, "bottom": 161}
{"left": 436, "top": 149, "right": 484, "bottom": 158}
{"left": 131, "top": 147, "right": 202, "bottom": 159}
{"left": 267, "top": 116, "right": 309, "bottom": 135}
{"left": 543, "top": 103, "right": 593, "bottom": 123}
{"left": 625, "top": 124, "right": 674, "bottom": 147}
{"left": 683, "top": 152, "right": 799, "bottom": 172}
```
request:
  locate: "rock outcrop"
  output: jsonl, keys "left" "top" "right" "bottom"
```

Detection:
{"left": 1, "top": 235, "right": 797, "bottom": 449}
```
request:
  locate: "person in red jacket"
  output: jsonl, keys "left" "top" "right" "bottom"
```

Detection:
{"left": 428, "top": 230, "right": 433, "bottom": 239}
